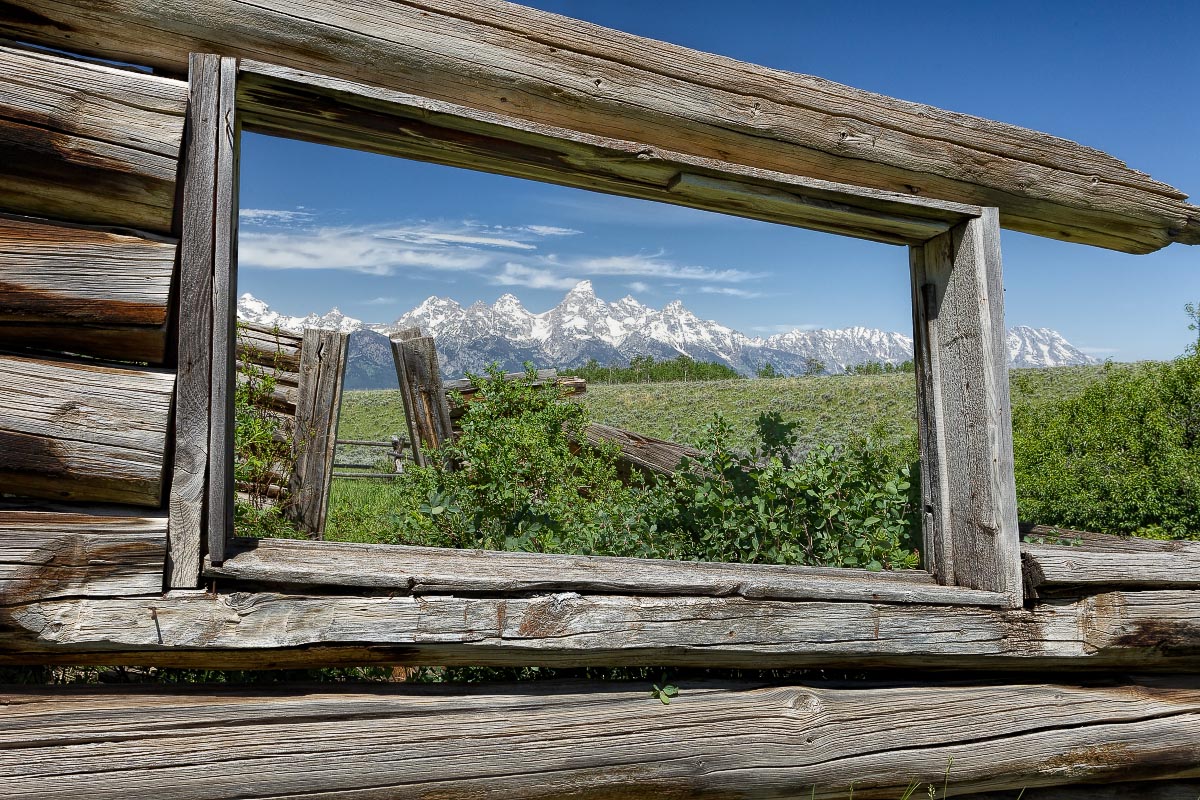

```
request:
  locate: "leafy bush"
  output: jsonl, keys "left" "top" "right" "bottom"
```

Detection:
{"left": 1013, "top": 307, "right": 1200, "bottom": 539}
{"left": 370, "top": 365, "right": 920, "bottom": 570}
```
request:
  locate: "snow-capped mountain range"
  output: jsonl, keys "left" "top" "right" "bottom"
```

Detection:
{"left": 237, "top": 281, "right": 1096, "bottom": 387}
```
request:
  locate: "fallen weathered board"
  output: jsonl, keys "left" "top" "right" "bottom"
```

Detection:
{"left": 1, "top": 679, "right": 1199, "bottom": 799}
{"left": 3, "top": 588, "right": 1198, "bottom": 670}
{"left": 0, "top": 510, "right": 167, "bottom": 603}
{"left": 583, "top": 422, "right": 703, "bottom": 477}
{"left": 203, "top": 536, "right": 1005, "bottom": 606}
{"left": 0, "top": 42, "right": 186, "bottom": 234}
{"left": 0, "top": 353, "right": 175, "bottom": 507}
{"left": 0, "top": 1, "right": 1195, "bottom": 251}
{"left": 1023, "top": 528, "right": 1200, "bottom": 595}
{"left": 959, "top": 783, "right": 1200, "bottom": 800}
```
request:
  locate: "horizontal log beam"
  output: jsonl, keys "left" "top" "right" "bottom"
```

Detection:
{"left": 203, "top": 536, "right": 1005, "bottom": 605}
{"left": 0, "top": 1, "right": 1194, "bottom": 251}
{"left": 0, "top": 353, "right": 175, "bottom": 506}
{"left": 0, "top": 43, "right": 185, "bottom": 234}
{"left": 0, "top": 509, "right": 166, "bottom": 602}
{"left": 1, "top": 679, "right": 1198, "bottom": 799}
{"left": 1022, "top": 528, "right": 1200, "bottom": 596}
{"left": 2, "top": 588, "right": 1197, "bottom": 670}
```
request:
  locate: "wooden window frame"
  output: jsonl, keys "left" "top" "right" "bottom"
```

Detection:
{"left": 172, "top": 54, "right": 1024, "bottom": 611}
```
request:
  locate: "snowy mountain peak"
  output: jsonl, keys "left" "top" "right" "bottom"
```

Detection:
{"left": 238, "top": 287, "right": 1096, "bottom": 381}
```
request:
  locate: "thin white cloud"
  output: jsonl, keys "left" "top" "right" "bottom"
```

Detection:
{"left": 363, "top": 296, "right": 398, "bottom": 306}
{"left": 493, "top": 263, "right": 581, "bottom": 290}
{"left": 378, "top": 229, "right": 536, "bottom": 250}
{"left": 525, "top": 225, "right": 582, "bottom": 237}
{"left": 240, "top": 228, "right": 491, "bottom": 275}
{"left": 572, "top": 253, "right": 762, "bottom": 283}
{"left": 700, "top": 286, "right": 763, "bottom": 299}
{"left": 627, "top": 281, "right": 651, "bottom": 294}
{"left": 240, "top": 208, "right": 313, "bottom": 224}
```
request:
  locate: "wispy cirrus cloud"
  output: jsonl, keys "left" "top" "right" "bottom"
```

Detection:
{"left": 239, "top": 208, "right": 313, "bottom": 224}
{"left": 524, "top": 225, "right": 581, "bottom": 237}
{"left": 569, "top": 253, "right": 762, "bottom": 284}
{"left": 700, "top": 286, "right": 764, "bottom": 299}
{"left": 493, "top": 263, "right": 581, "bottom": 291}
{"left": 240, "top": 228, "right": 492, "bottom": 275}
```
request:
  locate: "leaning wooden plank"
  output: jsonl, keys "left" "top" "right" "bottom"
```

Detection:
{"left": 205, "top": 56, "right": 242, "bottom": 564}
{"left": 1, "top": 680, "right": 1199, "bottom": 799}
{"left": 283, "top": 328, "right": 349, "bottom": 541}
{"left": 0, "top": 510, "right": 166, "bottom": 602}
{"left": 0, "top": 1, "right": 1194, "bottom": 251}
{"left": 910, "top": 210, "right": 1022, "bottom": 606}
{"left": 204, "top": 536, "right": 1011, "bottom": 606}
{"left": 3, "top": 589, "right": 1198, "bottom": 670}
{"left": 0, "top": 43, "right": 185, "bottom": 234}
{"left": 166, "top": 53, "right": 220, "bottom": 587}
{"left": 0, "top": 353, "right": 174, "bottom": 507}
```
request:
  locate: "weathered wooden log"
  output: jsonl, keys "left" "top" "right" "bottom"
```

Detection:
{"left": 391, "top": 332, "right": 455, "bottom": 466}
{"left": 0, "top": 323, "right": 170, "bottom": 364}
{"left": 3, "top": 588, "right": 1198, "bottom": 670}
{"left": 0, "top": 42, "right": 185, "bottom": 234}
{"left": 1022, "top": 526, "right": 1200, "bottom": 596}
{"left": 0, "top": 353, "right": 174, "bottom": 507}
{"left": 583, "top": 422, "right": 703, "bottom": 476}
{"left": 0, "top": 1, "right": 1195, "bottom": 251}
{"left": 0, "top": 216, "right": 174, "bottom": 325}
{"left": 205, "top": 536, "right": 1005, "bottom": 605}
{"left": 447, "top": 371, "right": 587, "bottom": 419}
{"left": 0, "top": 509, "right": 167, "bottom": 603}
{"left": 1, "top": 679, "right": 1199, "bottom": 799}
{"left": 959, "top": 783, "right": 1200, "bottom": 800}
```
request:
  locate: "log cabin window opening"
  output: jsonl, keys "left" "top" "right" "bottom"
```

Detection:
{"left": 178, "top": 54, "right": 1025, "bottom": 608}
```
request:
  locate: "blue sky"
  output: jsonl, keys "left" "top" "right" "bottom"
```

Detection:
{"left": 238, "top": 0, "right": 1199, "bottom": 360}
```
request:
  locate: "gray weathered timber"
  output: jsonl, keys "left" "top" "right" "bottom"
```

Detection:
{"left": 205, "top": 56, "right": 241, "bottom": 565}
{"left": 910, "top": 210, "right": 1022, "bottom": 606}
{"left": 3, "top": 589, "right": 1198, "bottom": 670}
{"left": 0, "top": 1, "right": 1195, "bottom": 251}
{"left": 0, "top": 354, "right": 174, "bottom": 507}
{"left": 235, "top": 321, "right": 302, "bottom": 372}
{"left": 282, "top": 328, "right": 349, "bottom": 541}
{"left": 1023, "top": 531, "right": 1200, "bottom": 595}
{"left": 0, "top": 510, "right": 167, "bottom": 603}
{"left": 958, "top": 783, "right": 1200, "bottom": 800}
{"left": 203, "top": 536, "right": 1007, "bottom": 605}
{"left": 1, "top": 680, "right": 1199, "bottom": 799}
{"left": 0, "top": 216, "right": 175, "bottom": 325}
{"left": 0, "top": 42, "right": 185, "bottom": 234}
{"left": 391, "top": 334, "right": 456, "bottom": 459}
{"left": 236, "top": 61, "right": 978, "bottom": 247}
{"left": 166, "top": 53, "right": 220, "bottom": 587}
{"left": 0, "top": 322, "right": 170, "bottom": 364}
{"left": 582, "top": 422, "right": 702, "bottom": 477}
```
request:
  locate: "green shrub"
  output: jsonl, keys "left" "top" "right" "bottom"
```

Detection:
{"left": 1013, "top": 309, "right": 1200, "bottom": 539}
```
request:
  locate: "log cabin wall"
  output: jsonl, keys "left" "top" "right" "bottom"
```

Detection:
{"left": 0, "top": 4, "right": 1198, "bottom": 797}
{"left": 0, "top": 43, "right": 185, "bottom": 604}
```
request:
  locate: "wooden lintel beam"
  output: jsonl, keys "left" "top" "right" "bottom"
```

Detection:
{"left": 0, "top": 0, "right": 1193, "bottom": 252}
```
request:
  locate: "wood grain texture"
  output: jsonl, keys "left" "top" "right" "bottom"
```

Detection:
{"left": 0, "top": 0, "right": 1194, "bottom": 251}
{"left": 391, "top": 333, "right": 456, "bottom": 464}
{"left": 0, "top": 509, "right": 166, "bottom": 602}
{"left": 3, "top": 588, "right": 1198, "bottom": 670}
{"left": 166, "top": 53, "right": 220, "bottom": 587}
{"left": 202, "top": 536, "right": 1009, "bottom": 606}
{"left": 0, "top": 353, "right": 174, "bottom": 507}
{"left": 235, "top": 62, "right": 978, "bottom": 247}
{"left": 910, "top": 210, "right": 1022, "bottom": 606}
{"left": 205, "top": 55, "right": 241, "bottom": 565}
{"left": 1023, "top": 532, "right": 1200, "bottom": 595}
{"left": 583, "top": 422, "right": 702, "bottom": 477}
{"left": 0, "top": 42, "right": 185, "bottom": 233}
{"left": 283, "top": 328, "right": 349, "bottom": 541}
{"left": 1, "top": 679, "right": 1199, "bottom": 799}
